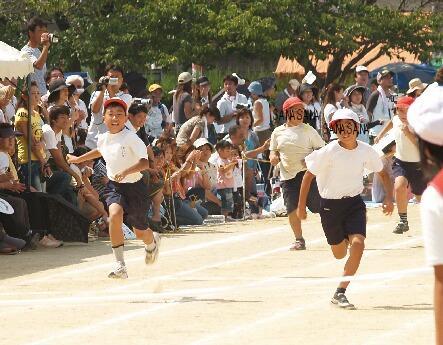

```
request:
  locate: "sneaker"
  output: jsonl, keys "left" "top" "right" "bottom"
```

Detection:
{"left": 39, "top": 235, "right": 63, "bottom": 248}
{"left": 145, "top": 232, "right": 161, "bottom": 265}
{"left": 331, "top": 292, "right": 355, "bottom": 309}
{"left": 290, "top": 238, "right": 306, "bottom": 251}
{"left": 393, "top": 222, "right": 409, "bottom": 234}
{"left": 108, "top": 262, "right": 128, "bottom": 279}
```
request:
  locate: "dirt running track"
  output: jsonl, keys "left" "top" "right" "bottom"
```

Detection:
{"left": 0, "top": 205, "right": 434, "bottom": 345}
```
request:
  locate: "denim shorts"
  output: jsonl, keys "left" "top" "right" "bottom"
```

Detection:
{"left": 217, "top": 188, "right": 234, "bottom": 213}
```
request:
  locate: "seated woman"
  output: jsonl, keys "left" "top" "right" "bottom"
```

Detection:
{"left": 175, "top": 107, "right": 220, "bottom": 152}
{"left": 157, "top": 139, "right": 207, "bottom": 226}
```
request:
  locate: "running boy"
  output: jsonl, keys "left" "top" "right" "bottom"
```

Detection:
{"left": 270, "top": 97, "right": 324, "bottom": 250}
{"left": 297, "top": 108, "right": 394, "bottom": 309}
{"left": 67, "top": 98, "right": 160, "bottom": 279}
{"left": 374, "top": 96, "right": 426, "bottom": 234}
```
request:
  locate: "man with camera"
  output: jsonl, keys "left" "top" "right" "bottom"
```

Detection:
{"left": 21, "top": 17, "right": 55, "bottom": 96}
{"left": 86, "top": 64, "right": 132, "bottom": 149}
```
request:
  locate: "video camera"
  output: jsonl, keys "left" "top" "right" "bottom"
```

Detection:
{"left": 96, "top": 76, "right": 119, "bottom": 91}
{"left": 133, "top": 98, "right": 152, "bottom": 105}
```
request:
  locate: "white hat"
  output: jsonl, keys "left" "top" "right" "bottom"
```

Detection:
{"left": 288, "top": 79, "right": 300, "bottom": 90}
{"left": 330, "top": 108, "right": 360, "bottom": 127}
{"left": 193, "top": 138, "right": 215, "bottom": 152}
{"left": 232, "top": 73, "right": 245, "bottom": 86}
{"left": 178, "top": 72, "right": 192, "bottom": 84}
{"left": 406, "top": 78, "right": 428, "bottom": 95}
{"left": 65, "top": 75, "right": 84, "bottom": 87}
{"left": 355, "top": 65, "right": 369, "bottom": 73}
{"left": 408, "top": 83, "right": 443, "bottom": 146}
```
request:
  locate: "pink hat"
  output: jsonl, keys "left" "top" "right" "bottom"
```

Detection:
{"left": 103, "top": 97, "right": 127, "bottom": 113}
{"left": 282, "top": 97, "right": 303, "bottom": 112}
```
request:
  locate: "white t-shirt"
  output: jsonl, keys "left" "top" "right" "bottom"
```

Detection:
{"left": 86, "top": 91, "right": 133, "bottom": 149}
{"left": 392, "top": 116, "right": 420, "bottom": 162}
{"left": 41, "top": 124, "right": 62, "bottom": 160}
{"left": 305, "top": 140, "right": 383, "bottom": 199}
{"left": 252, "top": 98, "right": 271, "bottom": 132}
{"left": 21, "top": 44, "right": 47, "bottom": 95}
{"left": 77, "top": 98, "right": 89, "bottom": 129}
{"left": 421, "top": 186, "right": 443, "bottom": 266}
{"left": 0, "top": 152, "right": 9, "bottom": 174}
{"left": 97, "top": 128, "right": 148, "bottom": 183}
{"left": 324, "top": 103, "right": 340, "bottom": 140}
{"left": 145, "top": 103, "right": 170, "bottom": 138}
{"left": 270, "top": 123, "right": 324, "bottom": 181}
{"left": 216, "top": 92, "right": 248, "bottom": 134}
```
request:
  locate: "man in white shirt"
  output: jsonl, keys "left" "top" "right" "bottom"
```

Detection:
{"left": 216, "top": 75, "right": 248, "bottom": 137}
{"left": 21, "top": 17, "right": 51, "bottom": 96}
{"left": 86, "top": 64, "right": 132, "bottom": 149}
{"left": 297, "top": 108, "right": 393, "bottom": 309}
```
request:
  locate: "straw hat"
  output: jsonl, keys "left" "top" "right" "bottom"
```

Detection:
{"left": 406, "top": 78, "right": 427, "bottom": 95}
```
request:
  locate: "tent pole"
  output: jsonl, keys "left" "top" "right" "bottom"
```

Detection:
{"left": 26, "top": 75, "right": 32, "bottom": 191}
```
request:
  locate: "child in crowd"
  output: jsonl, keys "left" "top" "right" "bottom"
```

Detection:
{"left": 67, "top": 98, "right": 160, "bottom": 279}
{"left": 297, "top": 108, "right": 394, "bottom": 309}
{"left": 215, "top": 140, "right": 237, "bottom": 221}
{"left": 407, "top": 73, "right": 443, "bottom": 345}
{"left": 375, "top": 96, "right": 426, "bottom": 234}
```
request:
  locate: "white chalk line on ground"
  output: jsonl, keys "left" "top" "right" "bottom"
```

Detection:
{"left": 19, "top": 223, "right": 297, "bottom": 285}
{"left": 21, "top": 231, "right": 424, "bottom": 345}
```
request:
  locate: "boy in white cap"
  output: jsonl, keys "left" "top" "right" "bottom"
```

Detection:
{"left": 297, "top": 108, "right": 394, "bottom": 309}
{"left": 408, "top": 67, "right": 443, "bottom": 345}
{"left": 68, "top": 98, "right": 160, "bottom": 279}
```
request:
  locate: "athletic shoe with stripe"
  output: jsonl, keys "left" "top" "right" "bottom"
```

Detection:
{"left": 331, "top": 292, "right": 355, "bottom": 309}
{"left": 108, "top": 262, "right": 128, "bottom": 279}
{"left": 145, "top": 232, "right": 161, "bottom": 265}
{"left": 393, "top": 222, "right": 409, "bottom": 234}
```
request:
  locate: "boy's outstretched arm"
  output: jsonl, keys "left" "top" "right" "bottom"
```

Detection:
{"left": 67, "top": 149, "right": 102, "bottom": 164}
{"left": 296, "top": 170, "right": 315, "bottom": 220}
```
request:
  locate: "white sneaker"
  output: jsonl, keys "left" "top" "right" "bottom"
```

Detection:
{"left": 108, "top": 262, "right": 128, "bottom": 279}
{"left": 145, "top": 232, "right": 161, "bottom": 265}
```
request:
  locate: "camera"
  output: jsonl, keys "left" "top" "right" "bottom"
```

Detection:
{"left": 48, "top": 33, "right": 58, "bottom": 43}
{"left": 235, "top": 103, "right": 250, "bottom": 110}
{"left": 133, "top": 98, "right": 151, "bottom": 105}
{"left": 96, "top": 76, "right": 119, "bottom": 91}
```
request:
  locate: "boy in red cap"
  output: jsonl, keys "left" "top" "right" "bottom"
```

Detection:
{"left": 375, "top": 96, "right": 426, "bottom": 234}
{"left": 297, "top": 108, "right": 394, "bottom": 309}
{"left": 68, "top": 98, "right": 160, "bottom": 279}
{"left": 269, "top": 97, "right": 324, "bottom": 250}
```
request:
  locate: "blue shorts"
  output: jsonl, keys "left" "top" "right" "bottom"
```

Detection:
{"left": 217, "top": 188, "right": 234, "bottom": 213}
{"left": 104, "top": 179, "right": 150, "bottom": 230}
{"left": 392, "top": 157, "right": 427, "bottom": 196}
{"left": 319, "top": 195, "right": 366, "bottom": 245}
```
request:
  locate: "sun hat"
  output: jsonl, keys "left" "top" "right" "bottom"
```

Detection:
{"left": 406, "top": 78, "right": 428, "bottom": 95}
{"left": 344, "top": 85, "right": 367, "bottom": 98}
{"left": 282, "top": 97, "right": 304, "bottom": 112}
{"left": 330, "top": 108, "right": 360, "bottom": 128}
{"left": 177, "top": 72, "right": 192, "bottom": 84}
{"left": 299, "top": 83, "right": 316, "bottom": 94}
{"left": 407, "top": 84, "right": 443, "bottom": 146}
{"left": 47, "top": 79, "right": 75, "bottom": 103}
{"left": 0, "top": 124, "right": 22, "bottom": 138}
{"left": 148, "top": 84, "right": 162, "bottom": 93}
{"left": 396, "top": 96, "right": 415, "bottom": 108}
{"left": 103, "top": 97, "right": 128, "bottom": 113}
{"left": 65, "top": 75, "right": 84, "bottom": 88}
{"left": 193, "top": 137, "right": 215, "bottom": 153}
{"left": 248, "top": 81, "right": 263, "bottom": 96}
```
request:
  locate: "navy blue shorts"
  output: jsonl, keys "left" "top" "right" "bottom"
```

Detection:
{"left": 281, "top": 171, "right": 321, "bottom": 214}
{"left": 392, "top": 157, "right": 427, "bottom": 196}
{"left": 104, "top": 179, "right": 150, "bottom": 230}
{"left": 319, "top": 195, "right": 366, "bottom": 246}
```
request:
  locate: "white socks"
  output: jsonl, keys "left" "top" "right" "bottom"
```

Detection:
{"left": 112, "top": 244, "right": 125, "bottom": 265}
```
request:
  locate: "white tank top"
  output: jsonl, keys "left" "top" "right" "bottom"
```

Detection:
{"left": 252, "top": 98, "right": 271, "bottom": 132}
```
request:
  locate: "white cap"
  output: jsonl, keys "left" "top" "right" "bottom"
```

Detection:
{"left": 178, "top": 72, "right": 192, "bottom": 84}
{"left": 355, "top": 65, "right": 369, "bottom": 73}
{"left": 330, "top": 108, "right": 360, "bottom": 127}
{"left": 408, "top": 83, "right": 443, "bottom": 146}
{"left": 193, "top": 138, "right": 215, "bottom": 152}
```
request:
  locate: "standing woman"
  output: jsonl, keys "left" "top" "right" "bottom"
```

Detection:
{"left": 321, "top": 83, "right": 344, "bottom": 141}
{"left": 248, "top": 81, "right": 271, "bottom": 146}
{"left": 298, "top": 83, "right": 321, "bottom": 132}
{"left": 173, "top": 72, "right": 194, "bottom": 130}
{"left": 195, "top": 76, "right": 217, "bottom": 145}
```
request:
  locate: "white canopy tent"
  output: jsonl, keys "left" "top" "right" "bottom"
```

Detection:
{"left": 0, "top": 41, "right": 35, "bottom": 189}
{"left": 0, "top": 41, "right": 34, "bottom": 79}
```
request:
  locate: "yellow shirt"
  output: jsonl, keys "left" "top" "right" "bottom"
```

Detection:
{"left": 14, "top": 108, "right": 45, "bottom": 164}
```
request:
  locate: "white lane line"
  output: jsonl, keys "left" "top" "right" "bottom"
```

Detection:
{"left": 21, "top": 224, "right": 295, "bottom": 284}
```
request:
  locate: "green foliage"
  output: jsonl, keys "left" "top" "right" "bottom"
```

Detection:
{"left": 1, "top": 0, "right": 441, "bottom": 85}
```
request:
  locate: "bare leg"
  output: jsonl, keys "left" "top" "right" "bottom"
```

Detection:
{"left": 151, "top": 192, "right": 163, "bottom": 223}
{"left": 288, "top": 209, "right": 302, "bottom": 239}
{"left": 394, "top": 176, "right": 409, "bottom": 214}
{"left": 134, "top": 227, "right": 154, "bottom": 245}
{"left": 337, "top": 234, "right": 365, "bottom": 289}
{"left": 435, "top": 265, "right": 443, "bottom": 345}
{"left": 108, "top": 203, "right": 124, "bottom": 246}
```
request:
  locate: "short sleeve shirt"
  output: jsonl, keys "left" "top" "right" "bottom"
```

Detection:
{"left": 270, "top": 123, "right": 324, "bottom": 181}
{"left": 41, "top": 124, "right": 62, "bottom": 160}
{"left": 21, "top": 44, "right": 47, "bottom": 95}
{"left": 14, "top": 108, "right": 44, "bottom": 164}
{"left": 305, "top": 140, "right": 383, "bottom": 199}
{"left": 176, "top": 116, "right": 206, "bottom": 147}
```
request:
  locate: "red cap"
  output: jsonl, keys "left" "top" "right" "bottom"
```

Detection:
{"left": 396, "top": 96, "right": 415, "bottom": 108}
{"left": 103, "top": 97, "right": 128, "bottom": 113}
{"left": 282, "top": 97, "right": 304, "bottom": 112}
